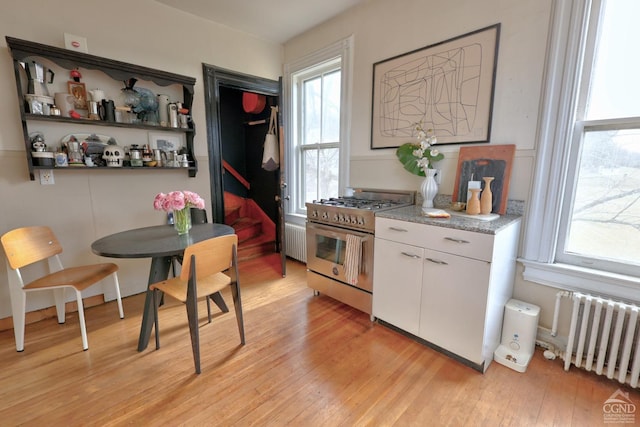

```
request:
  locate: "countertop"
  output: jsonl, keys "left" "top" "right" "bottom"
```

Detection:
{"left": 375, "top": 204, "right": 521, "bottom": 235}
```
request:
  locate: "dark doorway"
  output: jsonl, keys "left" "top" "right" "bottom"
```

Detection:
{"left": 202, "top": 65, "right": 285, "bottom": 271}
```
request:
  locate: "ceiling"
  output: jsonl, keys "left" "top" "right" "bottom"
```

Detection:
{"left": 154, "top": 0, "right": 365, "bottom": 44}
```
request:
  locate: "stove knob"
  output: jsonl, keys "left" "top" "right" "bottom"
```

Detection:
{"left": 322, "top": 212, "right": 328, "bottom": 220}
{"left": 332, "top": 213, "right": 339, "bottom": 222}
{"left": 311, "top": 210, "right": 318, "bottom": 218}
{"left": 350, "top": 216, "right": 357, "bottom": 224}
{"left": 338, "top": 213, "right": 344, "bottom": 222}
{"left": 357, "top": 217, "right": 365, "bottom": 225}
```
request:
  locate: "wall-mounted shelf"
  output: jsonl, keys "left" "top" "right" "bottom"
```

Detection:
{"left": 6, "top": 36, "right": 198, "bottom": 180}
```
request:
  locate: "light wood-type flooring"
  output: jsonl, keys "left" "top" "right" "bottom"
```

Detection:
{"left": 0, "top": 254, "right": 637, "bottom": 426}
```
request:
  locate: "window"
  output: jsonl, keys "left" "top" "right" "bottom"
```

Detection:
{"left": 556, "top": 0, "right": 640, "bottom": 277}
{"left": 297, "top": 61, "right": 341, "bottom": 206}
{"left": 284, "top": 37, "right": 353, "bottom": 222}
{"left": 522, "top": 0, "right": 640, "bottom": 300}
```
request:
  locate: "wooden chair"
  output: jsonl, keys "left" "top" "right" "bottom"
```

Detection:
{"left": 150, "top": 234, "right": 244, "bottom": 374}
{"left": 169, "top": 208, "right": 229, "bottom": 313}
{"left": 0, "top": 226, "right": 124, "bottom": 351}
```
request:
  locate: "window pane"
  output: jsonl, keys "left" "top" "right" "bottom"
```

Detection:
{"left": 303, "top": 77, "right": 321, "bottom": 145}
{"left": 322, "top": 70, "right": 341, "bottom": 142}
{"left": 564, "top": 129, "right": 640, "bottom": 266}
{"left": 586, "top": 0, "right": 640, "bottom": 120}
{"left": 303, "top": 147, "right": 339, "bottom": 203}
{"left": 303, "top": 149, "right": 318, "bottom": 204}
{"left": 318, "top": 148, "right": 339, "bottom": 200}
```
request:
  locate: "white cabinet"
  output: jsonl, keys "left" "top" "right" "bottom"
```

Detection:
{"left": 372, "top": 239, "right": 424, "bottom": 335}
{"left": 373, "top": 215, "right": 521, "bottom": 372}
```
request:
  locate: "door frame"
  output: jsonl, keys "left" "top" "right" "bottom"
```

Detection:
{"left": 202, "top": 64, "right": 280, "bottom": 224}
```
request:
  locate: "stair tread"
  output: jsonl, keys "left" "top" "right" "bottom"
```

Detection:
{"left": 237, "top": 233, "right": 276, "bottom": 261}
{"left": 232, "top": 217, "right": 261, "bottom": 230}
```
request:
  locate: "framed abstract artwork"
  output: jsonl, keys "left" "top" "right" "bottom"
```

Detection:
{"left": 371, "top": 24, "right": 501, "bottom": 149}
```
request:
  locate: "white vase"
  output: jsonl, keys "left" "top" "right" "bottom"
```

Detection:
{"left": 420, "top": 169, "right": 438, "bottom": 211}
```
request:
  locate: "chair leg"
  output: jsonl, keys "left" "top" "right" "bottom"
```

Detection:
{"left": 185, "top": 262, "right": 201, "bottom": 374}
{"left": 53, "top": 288, "right": 66, "bottom": 323}
{"left": 112, "top": 272, "right": 124, "bottom": 319}
{"left": 206, "top": 296, "right": 212, "bottom": 323}
{"left": 153, "top": 290, "right": 160, "bottom": 350}
{"left": 186, "top": 293, "right": 201, "bottom": 374}
{"left": 74, "top": 289, "right": 89, "bottom": 351}
{"left": 230, "top": 281, "right": 245, "bottom": 345}
{"left": 10, "top": 289, "right": 27, "bottom": 352}
{"left": 209, "top": 292, "right": 229, "bottom": 313}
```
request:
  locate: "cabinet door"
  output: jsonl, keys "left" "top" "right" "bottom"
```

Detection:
{"left": 372, "top": 238, "right": 424, "bottom": 335}
{"left": 419, "top": 249, "right": 491, "bottom": 364}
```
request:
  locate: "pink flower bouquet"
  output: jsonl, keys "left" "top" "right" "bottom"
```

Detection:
{"left": 153, "top": 191, "right": 205, "bottom": 234}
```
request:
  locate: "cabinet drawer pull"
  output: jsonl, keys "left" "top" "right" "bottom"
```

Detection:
{"left": 389, "top": 227, "right": 409, "bottom": 232}
{"left": 444, "top": 237, "right": 470, "bottom": 244}
{"left": 425, "top": 257, "right": 448, "bottom": 265}
{"left": 400, "top": 252, "right": 421, "bottom": 259}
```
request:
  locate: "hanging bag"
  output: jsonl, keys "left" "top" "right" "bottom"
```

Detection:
{"left": 262, "top": 106, "right": 280, "bottom": 171}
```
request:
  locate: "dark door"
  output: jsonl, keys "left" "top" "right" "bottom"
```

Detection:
{"left": 202, "top": 65, "right": 286, "bottom": 276}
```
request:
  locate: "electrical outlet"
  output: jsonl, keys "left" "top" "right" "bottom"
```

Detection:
{"left": 39, "top": 169, "right": 55, "bottom": 185}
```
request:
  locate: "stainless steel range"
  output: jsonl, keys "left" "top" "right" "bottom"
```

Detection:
{"left": 306, "top": 188, "right": 415, "bottom": 314}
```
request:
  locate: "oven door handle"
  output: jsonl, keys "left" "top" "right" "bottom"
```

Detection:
{"left": 306, "top": 222, "right": 371, "bottom": 241}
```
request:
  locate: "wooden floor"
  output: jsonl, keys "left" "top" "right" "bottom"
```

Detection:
{"left": 0, "top": 254, "right": 637, "bottom": 426}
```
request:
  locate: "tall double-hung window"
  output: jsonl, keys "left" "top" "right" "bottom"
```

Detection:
{"left": 284, "top": 37, "right": 352, "bottom": 221}
{"left": 522, "top": 0, "right": 640, "bottom": 299}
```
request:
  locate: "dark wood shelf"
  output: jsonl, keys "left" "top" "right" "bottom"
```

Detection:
{"left": 6, "top": 36, "right": 198, "bottom": 181}
{"left": 24, "top": 113, "right": 195, "bottom": 133}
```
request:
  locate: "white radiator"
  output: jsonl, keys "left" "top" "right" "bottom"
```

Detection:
{"left": 285, "top": 223, "right": 306, "bottom": 263}
{"left": 553, "top": 291, "right": 640, "bottom": 388}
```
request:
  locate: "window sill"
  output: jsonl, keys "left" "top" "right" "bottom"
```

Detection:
{"left": 285, "top": 213, "right": 307, "bottom": 227}
{"left": 519, "top": 259, "right": 640, "bottom": 303}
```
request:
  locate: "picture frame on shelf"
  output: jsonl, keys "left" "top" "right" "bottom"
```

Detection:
{"left": 148, "top": 131, "right": 184, "bottom": 152}
{"left": 370, "top": 24, "right": 501, "bottom": 149}
{"left": 67, "top": 81, "right": 87, "bottom": 110}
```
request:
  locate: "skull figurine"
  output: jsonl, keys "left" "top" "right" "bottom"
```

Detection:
{"left": 103, "top": 143, "right": 124, "bottom": 167}
{"left": 30, "top": 133, "right": 46, "bottom": 152}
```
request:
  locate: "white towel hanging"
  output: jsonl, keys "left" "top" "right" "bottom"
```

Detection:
{"left": 344, "top": 234, "right": 363, "bottom": 285}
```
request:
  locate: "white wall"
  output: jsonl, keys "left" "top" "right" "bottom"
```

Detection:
{"left": 284, "top": 0, "right": 571, "bottom": 331}
{"left": 0, "top": 0, "right": 283, "bottom": 316}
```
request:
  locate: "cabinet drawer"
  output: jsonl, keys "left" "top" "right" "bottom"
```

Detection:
{"left": 375, "top": 217, "right": 494, "bottom": 262}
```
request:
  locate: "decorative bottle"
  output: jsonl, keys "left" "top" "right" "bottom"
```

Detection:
{"left": 480, "top": 177, "right": 494, "bottom": 215}
{"left": 466, "top": 189, "right": 481, "bottom": 215}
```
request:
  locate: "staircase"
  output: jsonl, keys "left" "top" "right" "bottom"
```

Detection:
{"left": 224, "top": 192, "right": 277, "bottom": 261}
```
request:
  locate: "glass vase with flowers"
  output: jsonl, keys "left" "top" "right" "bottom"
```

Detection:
{"left": 153, "top": 190, "right": 205, "bottom": 235}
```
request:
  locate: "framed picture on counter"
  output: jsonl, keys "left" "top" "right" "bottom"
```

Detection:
{"left": 370, "top": 24, "right": 501, "bottom": 149}
{"left": 148, "top": 131, "right": 184, "bottom": 152}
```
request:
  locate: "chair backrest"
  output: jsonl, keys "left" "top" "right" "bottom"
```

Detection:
{"left": 1, "top": 226, "right": 63, "bottom": 270}
{"left": 191, "top": 208, "right": 208, "bottom": 225}
{"left": 180, "top": 234, "right": 237, "bottom": 281}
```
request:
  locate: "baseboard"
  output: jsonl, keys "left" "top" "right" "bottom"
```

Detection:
{"left": 0, "top": 295, "right": 105, "bottom": 332}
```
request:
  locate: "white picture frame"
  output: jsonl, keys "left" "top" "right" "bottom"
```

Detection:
{"left": 148, "top": 132, "right": 184, "bottom": 152}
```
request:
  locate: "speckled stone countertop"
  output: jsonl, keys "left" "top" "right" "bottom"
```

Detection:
{"left": 375, "top": 204, "right": 522, "bottom": 235}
